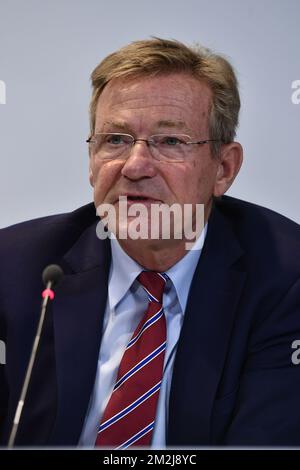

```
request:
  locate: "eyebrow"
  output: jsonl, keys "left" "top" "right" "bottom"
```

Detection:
{"left": 98, "top": 119, "right": 191, "bottom": 133}
{"left": 101, "top": 121, "right": 129, "bottom": 132}
{"left": 156, "top": 120, "right": 187, "bottom": 129}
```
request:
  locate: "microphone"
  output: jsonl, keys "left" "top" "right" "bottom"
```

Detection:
{"left": 8, "top": 264, "right": 64, "bottom": 448}
{"left": 42, "top": 264, "right": 64, "bottom": 288}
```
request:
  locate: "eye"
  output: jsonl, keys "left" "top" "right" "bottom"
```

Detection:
{"left": 106, "top": 134, "right": 126, "bottom": 145}
{"left": 160, "top": 136, "right": 185, "bottom": 146}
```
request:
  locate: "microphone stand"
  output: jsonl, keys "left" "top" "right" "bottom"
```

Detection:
{"left": 8, "top": 264, "right": 63, "bottom": 448}
{"left": 8, "top": 282, "right": 54, "bottom": 448}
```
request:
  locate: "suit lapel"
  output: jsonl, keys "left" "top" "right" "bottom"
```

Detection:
{"left": 49, "top": 222, "right": 111, "bottom": 445}
{"left": 167, "top": 205, "right": 246, "bottom": 445}
{"left": 47, "top": 203, "right": 246, "bottom": 446}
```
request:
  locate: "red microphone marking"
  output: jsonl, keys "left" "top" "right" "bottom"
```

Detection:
{"left": 42, "top": 288, "right": 55, "bottom": 300}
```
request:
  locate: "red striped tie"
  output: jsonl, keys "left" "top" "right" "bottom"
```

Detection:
{"left": 95, "top": 271, "right": 167, "bottom": 449}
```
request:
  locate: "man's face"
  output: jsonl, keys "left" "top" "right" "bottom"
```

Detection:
{"left": 89, "top": 73, "right": 221, "bottom": 239}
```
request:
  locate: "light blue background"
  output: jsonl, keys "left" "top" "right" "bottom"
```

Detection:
{"left": 0, "top": 0, "right": 299, "bottom": 228}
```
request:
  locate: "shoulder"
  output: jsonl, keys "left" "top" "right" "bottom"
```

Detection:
{"left": 215, "top": 195, "right": 300, "bottom": 241}
{"left": 0, "top": 203, "right": 98, "bottom": 277}
{"left": 214, "top": 195, "right": 300, "bottom": 278}
{"left": 216, "top": 195, "right": 299, "bottom": 228}
{"left": 0, "top": 203, "right": 97, "bottom": 249}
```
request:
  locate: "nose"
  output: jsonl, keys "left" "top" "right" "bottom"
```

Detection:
{"left": 121, "top": 140, "right": 157, "bottom": 181}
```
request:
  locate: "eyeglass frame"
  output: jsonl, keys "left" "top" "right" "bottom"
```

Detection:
{"left": 86, "top": 132, "right": 223, "bottom": 162}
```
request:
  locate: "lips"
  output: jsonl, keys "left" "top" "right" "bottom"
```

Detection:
{"left": 127, "top": 196, "right": 149, "bottom": 200}
{"left": 115, "top": 194, "right": 162, "bottom": 204}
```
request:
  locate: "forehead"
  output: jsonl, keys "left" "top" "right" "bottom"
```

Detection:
{"left": 95, "top": 73, "right": 212, "bottom": 133}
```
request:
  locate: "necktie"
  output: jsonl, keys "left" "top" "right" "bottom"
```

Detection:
{"left": 95, "top": 271, "right": 167, "bottom": 449}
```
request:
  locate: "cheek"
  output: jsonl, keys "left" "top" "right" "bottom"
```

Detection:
{"left": 183, "top": 160, "right": 218, "bottom": 202}
{"left": 91, "top": 159, "right": 122, "bottom": 203}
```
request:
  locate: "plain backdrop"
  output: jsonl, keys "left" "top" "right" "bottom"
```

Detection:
{"left": 0, "top": 0, "right": 299, "bottom": 228}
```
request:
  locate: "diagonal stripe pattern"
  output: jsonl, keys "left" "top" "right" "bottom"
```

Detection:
{"left": 95, "top": 271, "right": 167, "bottom": 449}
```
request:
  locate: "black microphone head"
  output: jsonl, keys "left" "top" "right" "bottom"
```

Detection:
{"left": 42, "top": 264, "right": 64, "bottom": 287}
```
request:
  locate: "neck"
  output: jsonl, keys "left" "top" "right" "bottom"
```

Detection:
{"left": 115, "top": 199, "right": 212, "bottom": 271}
{"left": 117, "top": 237, "right": 192, "bottom": 272}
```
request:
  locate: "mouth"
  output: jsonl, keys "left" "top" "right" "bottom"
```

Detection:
{"left": 115, "top": 194, "right": 162, "bottom": 204}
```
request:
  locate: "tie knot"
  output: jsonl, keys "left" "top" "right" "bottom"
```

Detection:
{"left": 137, "top": 271, "right": 167, "bottom": 304}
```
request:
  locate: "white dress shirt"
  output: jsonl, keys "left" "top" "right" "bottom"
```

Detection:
{"left": 79, "top": 227, "right": 207, "bottom": 447}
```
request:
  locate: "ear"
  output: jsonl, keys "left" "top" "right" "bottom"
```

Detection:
{"left": 89, "top": 155, "right": 94, "bottom": 187}
{"left": 213, "top": 142, "right": 243, "bottom": 197}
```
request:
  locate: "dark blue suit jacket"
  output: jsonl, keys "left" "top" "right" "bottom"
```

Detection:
{"left": 0, "top": 196, "right": 300, "bottom": 446}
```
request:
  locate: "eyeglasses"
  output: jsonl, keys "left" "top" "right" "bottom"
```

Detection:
{"left": 86, "top": 133, "right": 221, "bottom": 162}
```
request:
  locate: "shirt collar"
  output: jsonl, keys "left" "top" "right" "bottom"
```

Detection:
{"left": 109, "top": 224, "right": 207, "bottom": 312}
{"left": 165, "top": 224, "right": 207, "bottom": 312}
{"left": 109, "top": 237, "right": 143, "bottom": 311}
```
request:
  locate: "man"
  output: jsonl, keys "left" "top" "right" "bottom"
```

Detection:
{"left": 0, "top": 38, "right": 300, "bottom": 448}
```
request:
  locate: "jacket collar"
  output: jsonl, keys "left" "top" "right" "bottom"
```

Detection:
{"left": 50, "top": 201, "right": 246, "bottom": 446}
{"left": 49, "top": 221, "right": 111, "bottom": 445}
{"left": 167, "top": 203, "right": 246, "bottom": 445}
